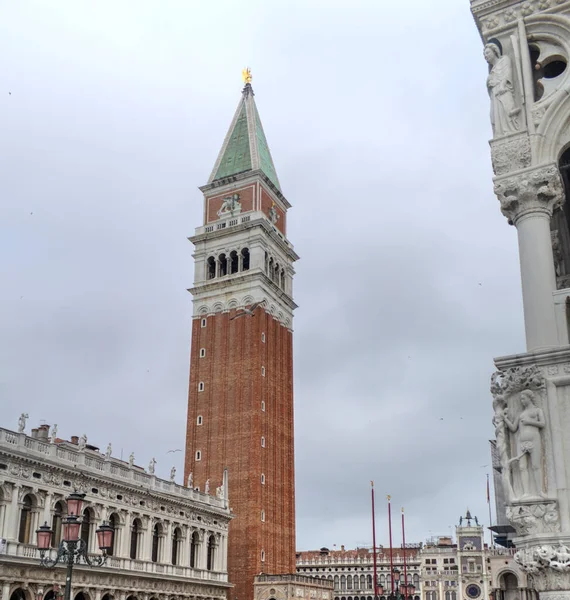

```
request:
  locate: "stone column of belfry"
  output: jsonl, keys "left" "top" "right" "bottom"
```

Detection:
{"left": 471, "top": 1, "right": 570, "bottom": 600}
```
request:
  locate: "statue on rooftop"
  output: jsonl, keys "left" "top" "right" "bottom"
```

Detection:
{"left": 18, "top": 413, "right": 29, "bottom": 433}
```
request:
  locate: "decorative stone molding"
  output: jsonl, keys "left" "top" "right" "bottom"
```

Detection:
{"left": 491, "top": 135, "right": 532, "bottom": 176}
{"left": 494, "top": 164, "right": 564, "bottom": 224}
{"left": 506, "top": 501, "right": 560, "bottom": 535}
{"left": 491, "top": 364, "right": 545, "bottom": 395}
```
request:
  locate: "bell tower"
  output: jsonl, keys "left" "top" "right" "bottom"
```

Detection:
{"left": 184, "top": 72, "right": 298, "bottom": 600}
{"left": 471, "top": 3, "right": 570, "bottom": 600}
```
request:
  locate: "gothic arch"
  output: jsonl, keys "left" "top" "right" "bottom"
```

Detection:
{"left": 528, "top": 15, "right": 570, "bottom": 162}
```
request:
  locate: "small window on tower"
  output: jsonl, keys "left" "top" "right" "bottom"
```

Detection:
{"left": 200, "top": 348, "right": 206, "bottom": 358}
{"left": 198, "top": 382, "right": 205, "bottom": 392}
{"left": 261, "top": 332, "right": 266, "bottom": 343}
{"left": 197, "top": 415, "right": 203, "bottom": 425}
{"left": 261, "top": 549, "right": 265, "bottom": 562}
{"left": 261, "top": 366, "right": 265, "bottom": 376}
{"left": 261, "top": 401, "right": 265, "bottom": 412}
{"left": 195, "top": 451, "right": 202, "bottom": 461}
{"left": 261, "top": 473, "right": 265, "bottom": 485}
{"left": 261, "top": 509, "right": 265, "bottom": 522}
{"left": 201, "top": 318, "right": 207, "bottom": 328}
{"left": 261, "top": 436, "right": 265, "bottom": 448}
{"left": 207, "top": 257, "right": 216, "bottom": 280}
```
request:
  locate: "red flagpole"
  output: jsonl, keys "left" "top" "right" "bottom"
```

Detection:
{"left": 388, "top": 495, "right": 394, "bottom": 596}
{"left": 402, "top": 508, "right": 408, "bottom": 598}
{"left": 371, "top": 482, "right": 378, "bottom": 598}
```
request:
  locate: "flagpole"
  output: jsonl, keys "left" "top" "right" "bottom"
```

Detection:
{"left": 487, "top": 474, "right": 493, "bottom": 546}
{"left": 402, "top": 508, "right": 407, "bottom": 599}
{"left": 372, "top": 482, "right": 378, "bottom": 600}
{"left": 388, "top": 495, "right": 394, "bottom": 597}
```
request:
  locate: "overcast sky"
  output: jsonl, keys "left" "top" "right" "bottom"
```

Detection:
{"left": 0, "top": 0, "right": 525, "bottom": 551}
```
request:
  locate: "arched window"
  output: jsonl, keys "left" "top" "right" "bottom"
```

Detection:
{"left": 445, "top": 592, "right": 451, "bottom": 600}
{"left": 450, "top": 593, "right": 457, "bottom": 600}
{"left": 367, "top": 575, "right": 372, "bottom": 589}
{"left": 130, "top": 518, "right": 142, "bottom": 559}
{"left": 107, "top": 513, "right": 118, "bottom": 556}
{"left": 241, "top": 248, "right": 250, "bottom": 271}
{"left": 413, "top": 574, "right": 420, "bottom": 586}
{"left": 218, "top": 254, "right": 227, "bottom": 277}
{"left": 230, "top": 251, "right": 239, "bottom": 274}
{"left": 151, "top": 523, "right": 162, "bottom": 563}
{"left": 18, "top": 495, "right": 33, "bottom": 543}
{"left": 341, "top": 576, "right": 347, "bottom": 591}
{"left": 190, "top": 531, "right": 199, "bottom": 568}
{"left": 80, "top": 508, "right": 92, "bottom": 550}
{"left": 207, "top": 534, "right": 216, "bottom": 570}
{"left": 51, "top": 501, "right": 65, "bottom": 548}
{"left": 172, "top": 527, "right": 182, "bottom": 566}
{"left": 265, "top": 252, "right": 269, "bottom": 273}
{"left": 334, "top": 575, "right": 339, "bottom": 590}
{"left": 273, "top": 263, "right": 280, "bottom": 283}
{"left": 360, "top": 575, "right": 366, "bottom": 590}
{"left": 268, "top": 257, "right": 273, "bottom": 278}
{"left": 347, "top": 575, "right": 353, "bottom": 590}
{"left": 207, "top": 256, "right": 216, "bottom": 280}
{"left": 280, "top": 269, "right": 285, "bottom": 289}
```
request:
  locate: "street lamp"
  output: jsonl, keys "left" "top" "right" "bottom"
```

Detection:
{"left": 36, "top": 493, "right": 113, "bottom": 600}
{"left": 389, "top": 569, "right": 415, "bottom": 600}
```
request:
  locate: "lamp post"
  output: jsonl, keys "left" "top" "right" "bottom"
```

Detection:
{"left": 389, "top": 569, "right": 416, "bottom": 600}
{"left": 36, "top": 493, "right": 113, "bottom": 600}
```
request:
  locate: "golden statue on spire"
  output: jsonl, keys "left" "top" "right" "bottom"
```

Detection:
{"left": 242, "top": 67, "right": 252, "bottom": 85}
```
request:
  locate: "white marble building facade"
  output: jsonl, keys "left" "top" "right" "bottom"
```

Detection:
{"left": 0, "top": 423, "right": 231, "bottom": 600}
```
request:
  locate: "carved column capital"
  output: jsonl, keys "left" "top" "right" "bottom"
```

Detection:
{"left": 515, "top": 543, "right": 570, "bottom": 592}
{"left": 493, "top": 164, "right": 564, "bottom": 225}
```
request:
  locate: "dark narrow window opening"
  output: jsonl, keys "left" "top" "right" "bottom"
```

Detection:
{"left": 241, "top": 248, "right": 250, "bottom": 271}
{"left": 207, "top": 257, "right": 216, "bottom": 280}
{"left": 218, "top": 254, "right": 227, "bottom": 277}
{"left": 230, "top": 251, "right": 239, "bottom": 274}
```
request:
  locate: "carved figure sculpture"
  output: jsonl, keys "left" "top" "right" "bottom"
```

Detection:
{"left": 50, "top": 424, "right": 58, "bottom": 444}
{"left": 205, "top": 479, "right": 210, "bottom": 494}
{"left": 170, "top": 466, "right": 176, "bottom": 482}
{"left": 128, "top": 452, "right": 135, "bottom": 467}
{"left": 504, "top": 390, "right": 546, "bottom": 500}
{"left": 484, "top": 41, "right": 521, "bottom": 136}
{"left": 105, "top": 443, "right": 112, "bottom": 459}
{"left": 78, "top": 434, "right": 87, "bottom": 451}
{"left": 148, "top": 457, "right": 156, "bottom": 474}
{"left": 217, "top": 193, "right": 241, "bottom": 218}
{"left": 187, "top": 472, "right": 193, "bottom": 488}
{"left": 268, "top": 203, "right": 279, "bottom": 224}
{"left": 216, "top": 484, "right": 225, "bottom": 499}
{"left": 552, "top": 230, "right": 565, "bottom": 277}
{"left": 18, "top": 413, "right": 29, "bottom": 433}
{"left": 491, "top": 378, "right": 515, "bottom": 501}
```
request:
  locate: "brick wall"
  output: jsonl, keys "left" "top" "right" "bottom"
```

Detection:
{"left": 184, "top": 306, "right": 296, "bottom": 600}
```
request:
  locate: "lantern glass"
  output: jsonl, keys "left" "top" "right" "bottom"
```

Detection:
{"left": 36, "top": 522, "right": 53, "bottom": 550}
{"left": 62, "top": 515, "right": 80, "bottom": 542}
{"left": 96, "top": 522, "right": 114, "bottom": 551}
{"left": 66, "top": 492, "right": 86, "bottom": 517}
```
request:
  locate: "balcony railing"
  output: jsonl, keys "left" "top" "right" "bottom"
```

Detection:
{"left": 0, "top": 542, "right": 228, "bottom": 582}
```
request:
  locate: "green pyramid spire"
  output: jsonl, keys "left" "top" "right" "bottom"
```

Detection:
{"left": 208, "top": 84, "right": 281, "bottom": 191}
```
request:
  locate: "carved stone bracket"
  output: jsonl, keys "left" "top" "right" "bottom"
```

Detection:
{"left": 506, "top": 501, "right": 560, "bottom": 535}
{"left": 494, "top": 164, "right": 564, "bottom": 225}
{"left": 491, "top": 135, "right": 532, "bottom": 176}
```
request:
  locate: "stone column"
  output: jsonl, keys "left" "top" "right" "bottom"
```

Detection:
{"left": 494, "top": 165, "right": 564, "bottom": 351}
{"left": 5, "top": 484, "right": 20, "bottom": 541}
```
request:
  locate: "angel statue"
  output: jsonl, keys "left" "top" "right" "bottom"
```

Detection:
{"left": 484, "top": 40, "right": 521, "bottom": 136}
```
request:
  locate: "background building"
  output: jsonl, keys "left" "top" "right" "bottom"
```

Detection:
{"left": 184, "top": 78, "right": 298, "bottom": 600}
{"left": 296, "top": 545, "right": 422, "bottom": 600}
{"left": 0, "top": 420, "right": 231, "bottom": 600}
